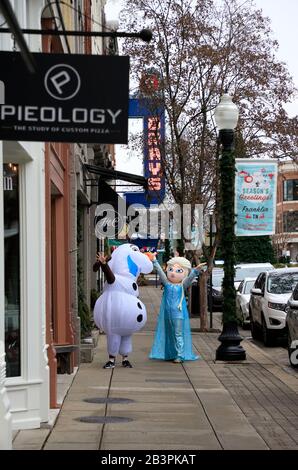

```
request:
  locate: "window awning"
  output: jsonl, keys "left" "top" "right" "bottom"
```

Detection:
{"left": 84, "top": 164, "right": 147, "bottom": 189}
{"left": 97, "top": 179, "right": 124, "bottom": 207}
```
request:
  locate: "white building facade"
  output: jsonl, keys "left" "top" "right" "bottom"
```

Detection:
{"left": 0, "top": 0, "right": 113, "bottom": 444}
{"left": 0, "top": 0, "right": 49, "bottom": 434}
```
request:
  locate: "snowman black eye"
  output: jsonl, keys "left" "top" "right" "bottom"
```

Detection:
{"left": 130, "top": 245, "right": 139, "bottom": 252}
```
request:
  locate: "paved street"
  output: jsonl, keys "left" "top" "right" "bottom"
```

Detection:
{"left": 13, "top": 285, "right": 298, "bottom": 450}
{"left": 212, "top": 311, "right": 296, "bottom": 375}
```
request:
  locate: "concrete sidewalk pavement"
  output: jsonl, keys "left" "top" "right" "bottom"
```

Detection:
{"left": 13, "top": 285, "right": 298, "bottom": 450}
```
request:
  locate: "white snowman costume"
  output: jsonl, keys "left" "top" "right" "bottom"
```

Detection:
{"left": 94, "top": 244, "right": 153, "bottom": 358}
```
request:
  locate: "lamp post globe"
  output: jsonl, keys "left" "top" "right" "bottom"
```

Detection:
{"left": 214, "top": 93, "right": 239, "bottom": 131}
{"left": 214, "top": 92, "right": 246, "bottom": 361}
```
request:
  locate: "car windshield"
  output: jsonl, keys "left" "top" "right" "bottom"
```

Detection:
{"left": 235, "top": 266, "right": 272, "bottom": 282}
{"left": 267, "top": 273, "right": 298, "bottom": 294}
{"left": 243, "top": 280, "right": 255, "bottom": 294}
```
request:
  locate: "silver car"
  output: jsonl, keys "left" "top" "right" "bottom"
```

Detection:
{"left": 285, "top": 283, "right": 298, "bottom": 368}
{"left": 236, "top": 277, "right": 256, "bottom": 328}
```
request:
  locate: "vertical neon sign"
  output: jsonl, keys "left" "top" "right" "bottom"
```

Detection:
{"left": 126, "top": 98, "right": 165, "bottom": 206}
{"left": 147, "top": 116, "right": 162, "bottom": 193}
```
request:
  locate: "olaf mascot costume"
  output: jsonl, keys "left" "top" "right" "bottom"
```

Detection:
{"left": 93, "top": 244, "right": 153, "bottom": 369}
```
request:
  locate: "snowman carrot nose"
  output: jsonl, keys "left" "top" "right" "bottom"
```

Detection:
{"left": 144, "top": 252, "right": 155, "bottom": 261}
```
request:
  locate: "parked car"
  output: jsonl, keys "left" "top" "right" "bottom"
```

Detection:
{"left": 285, "top": 283, "right": 298, "bottom": 368}
{"left": 249, "top": 268, "right": 298, "bottom": 346}
{"left": 236, "top": 277, "right": 256, "bottom": 328}
{"left": 208, "top": 268, "right": 224, "bottom": 310}
{"left": 234, "top": 263, "right": 274, "bottom": 289}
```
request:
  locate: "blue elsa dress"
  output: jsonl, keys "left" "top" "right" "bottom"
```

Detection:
{"left": 149, "top": 260, "right": 199, "bottom": 361}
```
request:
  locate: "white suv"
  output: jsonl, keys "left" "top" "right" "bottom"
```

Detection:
{"left": 249, "top": 268, "right": 298, "bottom": 346}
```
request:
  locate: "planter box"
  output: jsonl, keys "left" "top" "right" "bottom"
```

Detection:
{"left": 92, "top": 329, "right": 100, "bottom": 347}
{"left": 80, "top": 330, "right": 100, "bottom": 363}
{"left": 80, "top": 343, "right": 94, "bottom": 363}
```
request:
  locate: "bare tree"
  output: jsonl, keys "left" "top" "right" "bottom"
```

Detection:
{"left": 120, "top": 0, "right": 298, "bottom": 328}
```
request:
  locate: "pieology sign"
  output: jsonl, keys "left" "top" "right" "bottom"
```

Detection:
{"left": 0, "top": 52, "right": 129, "bottom": 143}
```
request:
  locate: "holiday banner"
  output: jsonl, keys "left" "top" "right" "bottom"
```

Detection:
{"left": 235, "top": 159, "right": 278, "bottom": 236}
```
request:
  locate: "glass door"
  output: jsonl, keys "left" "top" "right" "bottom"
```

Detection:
{"left": 3, "top": 163, "right": 21, "bottom": 377}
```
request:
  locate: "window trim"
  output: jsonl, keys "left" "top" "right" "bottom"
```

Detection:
{"left": 283, "top": 179, "right": 298, "bottom": 202}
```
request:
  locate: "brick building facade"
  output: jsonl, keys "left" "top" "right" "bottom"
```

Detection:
{"left": 275, "top": 161, "right": 298, "bottom": 261}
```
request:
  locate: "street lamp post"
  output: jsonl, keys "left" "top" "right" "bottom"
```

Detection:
{"left": 214, "top": 93, "right": 246, "bottom": 361}
{"left": 209, "top": 212, "right": 213, "bottom": 329}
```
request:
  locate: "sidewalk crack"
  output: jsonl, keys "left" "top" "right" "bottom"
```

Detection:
{"left": 98, "top": 368, "right": 114, "bottom": 450}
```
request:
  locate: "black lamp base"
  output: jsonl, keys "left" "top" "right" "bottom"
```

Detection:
{"left": 216, "top": 321, "right": 246, "bottom": 361}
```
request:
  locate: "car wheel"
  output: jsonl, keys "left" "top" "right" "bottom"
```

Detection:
{"left": 249, "top": 309, "right": 259, "bottom": 339}
{"left": 262, "top": 315, "right": 275, "bottom": 347}
{"left": 287, "top": 333, "right": 298, "bottom": 368}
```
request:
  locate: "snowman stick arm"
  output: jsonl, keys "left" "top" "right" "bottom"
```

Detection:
{"left": 93, "top": 261, "right": 115, "bottom": 284}
{"left": 93, "top": 261, "right": 101, "bottom": 272}
{"left": 101, "top": 263, "right": 116, "bottom": 284}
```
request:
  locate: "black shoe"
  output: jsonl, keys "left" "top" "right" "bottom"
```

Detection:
{"left": 122, "top": 359, "right": 132, "bottom": 368}
{"left": 103, "top": 360, "right": 115, "bottom": 369}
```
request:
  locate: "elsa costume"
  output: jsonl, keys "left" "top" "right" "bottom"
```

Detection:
{"left": 149, "top": 260, "right": 199, "bottom": 361}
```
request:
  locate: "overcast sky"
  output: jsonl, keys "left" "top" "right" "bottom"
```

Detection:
{"left": 116, "top": 0, "right": 298, "bottom": 116}
{"left": 253, "top": 0, "right": 298, "bottom": 117}
{"left": 116, "top": 0, "right": 298, "bottom": 173}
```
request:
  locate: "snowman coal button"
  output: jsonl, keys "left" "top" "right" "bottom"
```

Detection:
{"left": 132, "top": 282, "right": 137, "bottom": 291}
{"left": 137, "top": 314, "right": 143, "bottom": 322}
{"left": 137, "top": 302, "right": 142, "bottom": 309}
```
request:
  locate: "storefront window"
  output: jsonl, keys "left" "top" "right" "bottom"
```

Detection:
{"left": 283, "top": 179, "right": 298, "bottom": 201}
{"left": 283, "top": 211, "right": 298, "bottom": 233}
{"left": 3, "top": 163, "right": 21, "bottom": 377}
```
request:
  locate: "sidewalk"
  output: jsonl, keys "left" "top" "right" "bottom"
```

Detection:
{"left": 13, "top": 285, "right": 298, "bottom": 450}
